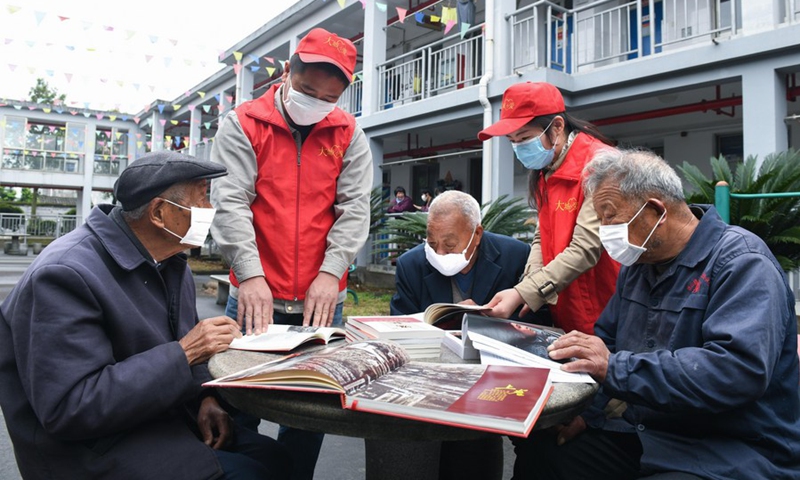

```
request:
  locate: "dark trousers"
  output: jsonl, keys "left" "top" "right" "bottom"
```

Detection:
{"left": 225, "top": 296, "right": 343, "bottom": 480}
{"left": 511, "top": 428, "right": 704, "bottom": 480}
{"left": 214, "top": 425, "right": 292, "bottom": 480}
{"left": 439, "top": 437, "right": 503, "bottom": 480}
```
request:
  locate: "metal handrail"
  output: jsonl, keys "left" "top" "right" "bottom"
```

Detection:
{"left": 714, "top": 181, "right": 800, "bottom": 223}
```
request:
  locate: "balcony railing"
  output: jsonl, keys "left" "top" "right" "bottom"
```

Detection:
{"left": 377, "top": 26, "right": 484, "bottom": 111}
{"left": 508, "top": 0, "right": 740, "bottom": 74}
{"left": 338, "top": 73, "right": 363, "bottom": 116}
{"left": 0, "top": 213, "right": 81, "bottom": 240}
{"left": 2, "top": 149, "right": 84, "bottom": 174}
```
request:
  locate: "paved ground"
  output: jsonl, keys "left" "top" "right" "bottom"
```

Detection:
{"left": 0, "top": 251, "right": 516, "bottom": 479}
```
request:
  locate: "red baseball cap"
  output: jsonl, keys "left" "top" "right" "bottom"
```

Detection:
{"left": 295, "top": 28, "right": 357, "bottom": 83}
{"left": 478, "top": 82, "right": 565, "bottom": 141}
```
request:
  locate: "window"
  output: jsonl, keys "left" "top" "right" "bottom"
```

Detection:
{"left": 2, "top": 117, "right": 84, "bottom": 173}
{"left": 94, "top": 127, "right": 129, "bottom": 176}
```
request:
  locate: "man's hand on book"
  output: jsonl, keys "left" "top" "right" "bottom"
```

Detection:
{"left": 179, "top": 316, "right": 242, "bottom": 365}
{"left": 238, "top": 276, "right": 274, "bottom": 335}
{"left": 547, "top": 331, "right": 610, "bottom": 382}
{"left": 304, "top": 272, "right": 339, "bottom": 327}
{"left": 197, "top": 396, "right": 233, "bottom": 450}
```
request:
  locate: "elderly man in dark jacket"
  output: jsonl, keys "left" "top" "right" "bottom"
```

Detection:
{"left": 0, "top": 151, "right": 290, "bottom": 480}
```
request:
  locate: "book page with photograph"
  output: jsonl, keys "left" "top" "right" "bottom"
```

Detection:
{"left": 208, "top": 340, "right": 410, "bottom": 395}
{"left": 205, "top": 340, "right": 555, "bottom": 436}
{"left": 346, "top": 363, "right": 552, "bottom": 437}
{"left": 229, "top": 324, "right": 346, "bottom": 352}
{"left": 463, "top": 314, "right": 595, "bottom": 384}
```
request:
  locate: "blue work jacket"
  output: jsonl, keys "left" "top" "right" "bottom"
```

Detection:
{"left": 585, "top": 205, "right": 800, "bottom": 479}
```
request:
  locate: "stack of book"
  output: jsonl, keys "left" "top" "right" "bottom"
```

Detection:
{"left": 346, "top": 315, "right": 445, "bottom": 360}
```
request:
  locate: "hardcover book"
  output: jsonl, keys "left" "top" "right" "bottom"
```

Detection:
{"left": 463, "top": 314, "right": 595, "bottom": 384}
{"left": 205, "top": 340, "right": 553, "bottom": 437}
{"left": 229, "top": 324, "right": 346, "bottom": 352}
{"left": 417, "top": 303, "right": 493, "bottom": 330}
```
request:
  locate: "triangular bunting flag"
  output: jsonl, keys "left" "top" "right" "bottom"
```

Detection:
{"left": 337, "top": 0, "right": 345, "bottom": 8}
{"left": 266, "top": 66, "right": 276, "bottom": 77}
{"left": 460, "top": 22, "right": 471, "bottom": 39}
{"left": 225, "top": 95, "right": 233, "bottom": 103}
{"left": 250, "top": 65, "right": 259, "bottom": 72}
{"left": 64, "top": 73, "right": 72, "bottom": 83}
{"left": 149, "top": 35, "right": 158, "bottom": 43}
{"left": 96, "top": 114, "right": 104, "bottom": 120}
{"left": 134, "top": 116, "right": 141, "bottom": 124}
{"left": 157, "top": 104, "right": 165, "bottom": 114}
{"left": 233, "top": 51, "right": 243, "bottom": 62}
{"left": 198, "top": 91, "right": 206, "bottom": 98}
{"left": 172, "top": 104, "right": 181, "bottom": 111}
{"left": 415, "top": 12, "right": 424, "bottom": 23}
{"left": 58, "top": 16, "right": 69, "bottom": 22}
{"left": 170, "top": 120, "right": 178, "bottom": 125}
{"left": 233, "top": 63, "right": 242, "bottom": 74}
{"left": 34, "top": 11, "right": 46, "bottom": 26}
{"left": 159, "top": 119, "right": 167, "bottom": 127}
{"left": 444, "top": 20, "right": 456, "bottom": 35}
{"left": 264, "top": 56, "right": 274, "bottom": 64}
{"left": 145, "top": 55, "right": 153, "bottom": 63}
{"left": 188, "top": 105, "right": 195, "bottom": 111}
{"left": 110, "top": 115, "right": 117, "bottom": 122}
{"left": 204, "top": 122, "right": 211, "bottom": 130}
{"left": 202, "top": 105, "right": 210, "bottom": 113}
{"left": 7, "top": 6, "right": 20, "bottom": 14}
{"left": 397, "top": 7, "right": 407, "bottom": 23}
{"left": 248, "top": 54, "right": 259, "bottom": 64}
{"left": 164, "top": 57, "right": 172, "bottom": 68}
{"left": 169, "top": 39, "right": 178, "bottom": 46}
{"left": 431, "top": 15, "right": 440, "bottom": 22}
{"left": 359, "top": 0, "right": 366, "bottom": 8}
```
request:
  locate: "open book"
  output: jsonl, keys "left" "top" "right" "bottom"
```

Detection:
{"left": 463, "top": 314, "right": 595, "bottom": 384}
{"left": 229, "top": 325, "right": 345, "bottom": 352}
{"left": 205, "top": 340, "right": 553, "bottom": 437}
{"left": 412, "top": 303, "right": 492, "bottom": 330}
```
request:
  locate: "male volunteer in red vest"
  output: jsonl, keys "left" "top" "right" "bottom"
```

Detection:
{"left": 210, "top": 28, "right": 372, "bottom": 480}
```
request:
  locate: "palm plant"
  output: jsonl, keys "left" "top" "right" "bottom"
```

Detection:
{"left": 372, "top": 194, "right": 534, "bottom": 261}
{"left": 678, "top": 150, "right": 800, "bottom": 271}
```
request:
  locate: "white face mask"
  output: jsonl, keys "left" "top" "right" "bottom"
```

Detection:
{"left": 599, "top": 202, "right": 665, "bottom": 266}
{"left": 283, "top": 82, "right": 337, "bottom": 126}
{"left": 161, "top": 198, "right": 216, "bottom": 247}
{"left": 424, "top": 228, "right": 477, "bottom": 276}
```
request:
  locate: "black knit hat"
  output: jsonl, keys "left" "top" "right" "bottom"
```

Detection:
{"left": 113, "top": 151, "right": 227, "bottom": 211}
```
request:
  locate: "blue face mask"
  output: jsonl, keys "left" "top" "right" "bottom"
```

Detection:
{"left": 511, "top": 122, "right": 557, "bottom": 170}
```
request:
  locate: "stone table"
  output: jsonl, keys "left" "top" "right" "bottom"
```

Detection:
{"left": 209, "top": 345, "right": 597, "bottom": 480}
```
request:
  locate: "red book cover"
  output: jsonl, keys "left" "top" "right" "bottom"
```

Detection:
{"left": 447, "top": 366, "right": 551, "bottom": 422}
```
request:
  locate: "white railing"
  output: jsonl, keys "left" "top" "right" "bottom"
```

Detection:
{"left": 378, "top": 26, "right": 484, "bottom": 111}
{"left": 0, "top": 213, "right": 81, "bottom": 240}
{"left": 788, "top": 268, "right": 800, "bottom": 304}
{"left": 338, "top": 73, "right": 363, "bottom": 116}
{"left": 508, "top": 0, "right": 740, "bottom": 73}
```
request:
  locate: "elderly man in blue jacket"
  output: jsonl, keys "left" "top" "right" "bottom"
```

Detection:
{"left": 0, "top": 151, "right": 290, "bottom": 479}
{"left": 514, "top": 148, "right": 800, "bottom": 479}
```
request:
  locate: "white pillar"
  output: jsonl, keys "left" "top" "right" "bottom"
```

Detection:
{"left": 218, "top": 92, "right": 233, "bottom": 124}
{"left": 81, "top": 123, "right": 96, "bottom": 219}
{"left": 492, "top": 134, "right": 515, "bottom": 199}
{"left": 742, "top": 66, "right": 787, "bottom": 169}
{"left": 188, "top": 107, "right": 202, "bottom": 156}
{"left": 236, "top": 67, "right": 255, "bottom": 106}
{"left": 494, "top": 0, "right": 516, "bottom": 78}
{"left": 151, "top": 111, "right": 165, "bottom": 152}
{"left": 357, "top": 136, "right": 384, "bottom": 268}
{"left": 362, "top": 1, "right": 387, "bottom": 116}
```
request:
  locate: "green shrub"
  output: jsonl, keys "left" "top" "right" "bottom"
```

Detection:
{"left": 678, "top": 150, "right": 800, "bottom": 271}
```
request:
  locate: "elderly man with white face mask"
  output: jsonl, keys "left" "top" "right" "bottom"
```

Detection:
{"left": 390, "top": 190, "right": 541, "bottom": 321}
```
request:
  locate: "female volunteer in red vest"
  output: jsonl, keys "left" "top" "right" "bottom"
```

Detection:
{"left": 478, "top": 82, "right": 619, "bottom": 334}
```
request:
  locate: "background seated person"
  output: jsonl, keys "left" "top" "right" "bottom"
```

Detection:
{"left": 387, "top": 186, "right": 416, "bottom": 213}
{"left": 414, "top": 188, "right": 433, "bottom": 212}
{"left": 0, "top": 151, "right": 290, "bottom": 480}
{"left": 514, "top": 148, "right": 800, "bottom": 479}
{"left": 391, "top": 190, "right": 544, "bottom": 323}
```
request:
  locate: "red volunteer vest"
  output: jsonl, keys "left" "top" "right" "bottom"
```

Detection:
{"left": 537, "top": 132, "right": 620, "bottom": 334}
{"left": 230, "top": 84, "right": 356, "bottom": 300}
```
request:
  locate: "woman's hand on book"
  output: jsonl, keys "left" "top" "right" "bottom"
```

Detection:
{"left": 179, "top": 316, "right": 242, "bottom": 365}
{"left": 485, "top": 288, "right": 524, "bottom": 318}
